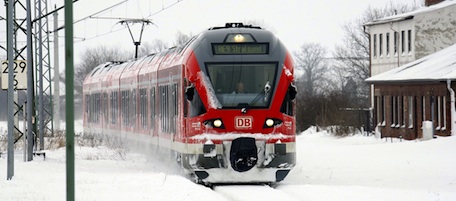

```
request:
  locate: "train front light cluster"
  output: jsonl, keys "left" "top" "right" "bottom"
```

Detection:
{"left": 204, "top": 118, "right": 225, "bottom": 129}
{"left": 263, "top": 118, "right": 283, "bottom": 128}
{"left": 224, "top": 33, "right": 255, "bottom": 43}
{"left": 213, "top": 119, "right": 223, "bottom": 128}
{"left": 265, "top": 119, "right": 274, "bottom": 127}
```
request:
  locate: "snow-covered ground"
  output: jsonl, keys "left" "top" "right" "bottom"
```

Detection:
{"left": 1, "top": 123, "right": 456, "bottom": 201}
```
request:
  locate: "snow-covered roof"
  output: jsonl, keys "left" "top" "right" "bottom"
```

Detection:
{"left": 364, "top": 0, "right": 456, "bottom": 26}
{"left": 366, "top": 43, "right": 456, "bottom": 83}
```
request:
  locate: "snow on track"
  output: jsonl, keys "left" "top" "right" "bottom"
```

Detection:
{"left": 213, "top": 184, "right": 300, "bottom": 201}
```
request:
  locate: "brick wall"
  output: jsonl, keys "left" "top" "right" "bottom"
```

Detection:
{"left": 373, "top": 82, "right": 452, "bottom": 140}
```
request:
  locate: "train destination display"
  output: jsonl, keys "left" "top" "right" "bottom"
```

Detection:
{"left": 212, "top": 43, "right": 268, "bottom": 55}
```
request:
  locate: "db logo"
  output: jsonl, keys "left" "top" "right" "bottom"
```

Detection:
{"left": 235, "top": 116, "right": 253, "bottom": 129}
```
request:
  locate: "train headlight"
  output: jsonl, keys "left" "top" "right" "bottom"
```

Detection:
{"left": 234, "top": 34, "right": 245, "bottom": 42}
{"left": 224, "top": 33, "right": 255, "bottom": 43}
{"left": 213, "top": 119, "right": 223, "bottom": 128}
{"left": 263, "top": 118, "right": 283, "bottom": 128}
{"left": 266, "top": 119, "right": 274, "bottom": 127}
{"left": 203, "top": 118, "right": 225, "bottom": 129}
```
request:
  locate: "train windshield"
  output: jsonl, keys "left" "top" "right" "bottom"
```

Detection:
{"left": 206, "top": 63, "right": 277, "bottom": 108}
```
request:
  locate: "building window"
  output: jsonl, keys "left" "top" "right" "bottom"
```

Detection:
{"left": 430, "top": 96, "right": 435, "bottom": 123}
{"left": 422, "top": 96, "right": 426, "bottom": 121}
{"left": 386, "top": 32, "right": 390, "bottom": 56}
{"left": 436, "top": 96, "right": 441, "bottom": 130}
{"left": 394, "top": 32, "right": 398, "bottom": 55}
{"left": 435, "top": 96, "right": 447, "bottom": 131}
{"left": 408, "top": 96, "right": 414, "bottom": 128}
{"left": 379, "top": 33, "right": 383, "bottom": 56}
{"left": 407, "top": 30, "right": 412, "bottom": 53}
{"left": 391, "top": 96, "right": 396, "bottom": 128}
{"left": 382, "top": 96, "right": 386, "bottom": 126}
{"left": 396, "top": 96, "right": 405, "bottom": 128}
{"left": 376, "top": 96, "right": 385, "bottom": 126}
{"left": 443, "top": 96, "right": 447, "bottom": 130}
{"left": 373, "top": 34, "right": 377, "bottom": 57}
{"left": 401, "top": 30, "right": 405, "bottom": 54}
{"left": 394, "top": 96, "right": 403, "bottom": 128}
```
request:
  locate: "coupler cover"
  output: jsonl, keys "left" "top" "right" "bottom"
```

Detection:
{"left": 230, "top": 137, "right": 258, "bottom": 172}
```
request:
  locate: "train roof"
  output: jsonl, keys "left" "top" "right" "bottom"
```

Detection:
{"left": 83, "top": 23, "right": 282, "bottom": 87}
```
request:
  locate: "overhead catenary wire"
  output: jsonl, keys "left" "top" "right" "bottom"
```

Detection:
{"left": 51, "top": 0, "right": 130, "bottom": 33}
{"left": 71, "top": 0, "right": 182, "bottom": 44}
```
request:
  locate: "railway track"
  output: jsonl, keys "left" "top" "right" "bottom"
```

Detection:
{"left": 213, "top": 184, "right": 300, "bottom": 201}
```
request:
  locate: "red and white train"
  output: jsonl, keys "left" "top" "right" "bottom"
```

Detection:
{"left": 83, "top": 23, "right": 297, "bottom": 184}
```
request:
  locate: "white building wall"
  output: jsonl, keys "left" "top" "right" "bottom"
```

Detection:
{"left": 369, "top": 20, "right": 415, "bottom": 76}
{"left": 414, "top": 4, "right": 456, "bottom": 59}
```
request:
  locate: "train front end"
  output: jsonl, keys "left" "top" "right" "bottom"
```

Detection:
{"left": 182, "top": 23, "right": 296, "bottom": 184}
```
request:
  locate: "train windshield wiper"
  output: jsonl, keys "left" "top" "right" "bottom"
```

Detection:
{"left": 248, "top": 81, "right": 271, "bottom": 107}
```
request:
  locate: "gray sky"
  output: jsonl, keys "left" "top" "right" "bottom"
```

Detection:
{"left": 1, "top": 0, "right": 420, "bottom": 61}
{"left": 59, "top": 0, "right": 420, "bottom": 54}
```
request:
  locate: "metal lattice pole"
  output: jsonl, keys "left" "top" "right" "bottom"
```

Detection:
{"left": 3, "top": 0, "right": 32, "bottom": 179}
{"left": 34, "top": 0, "right": 54, "bottom": 150}
{"left": 2, "top": 0, "right": 53, "bottom": 166}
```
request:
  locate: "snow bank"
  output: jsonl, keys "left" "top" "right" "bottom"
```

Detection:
{"left": 1, "top": 124, "right": 456, "bottom": 200}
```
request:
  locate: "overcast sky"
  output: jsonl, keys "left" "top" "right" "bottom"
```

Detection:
{"left": 1, "top": 0, "right": 421, "bottom": 61}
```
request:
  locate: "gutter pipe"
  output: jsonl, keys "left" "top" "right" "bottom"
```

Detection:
{"left": 446, "top": 79, "right": 456, "bottom": 136}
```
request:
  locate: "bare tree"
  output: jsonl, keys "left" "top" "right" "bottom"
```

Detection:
{"left": 139, "top": 39, "right": 169, "bottom": 56}
{"left": 173, "top": 31, "right": 193, "bottom": 46}
{"left": 293, "top": 43, "right": 331, "bottom": 131}
{"left": 63, "top": 45, "right": 131, "bottom": 96}
{"left": 293, "top": 43, "right": 329, "bottom": 97}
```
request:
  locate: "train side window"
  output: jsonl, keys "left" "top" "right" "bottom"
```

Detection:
{"left": 98, "top": 93, "right": 101, "bottom": 123}
{"left": 104, "top": 93, "right": 108, "bottom": 125}
{"left": 140, "top": 88, "right": 148, "bottom": 129}
{"left": 111, "top": 91, "right": 118, "bottom": 124}
{"left": 281, "top": 84, "right": 296, "bottom": 116}
{"left": 173, "top": 83, "right": 178, "bottom": 117}
{"left": 189, "top": 90, "right": 207, "bottom": 117}
{"left": 159, "top": 85, "right": 166, "bottom": 133}
{"left": 121, "top": 91, "right": 124, "bottom": 125}
{"left": 150, "top": 87, "right": 155, "bottom": 129}
{"left": 165, "top": 85, "right": 170, "bottom": 133}
{"left": 183, "top": 80, "right": 189, "bottom": 117}
{"left": 131, "top": 89, "right": 137, "bottom": 128}
{"left": 161, "top": 85, "right": 171, "bottom": 133}
{"left": 171, "top": 83, "right": 178, "bottom": 134}
{"left": 123, "top": 91, "right": 127, "bottom": 125}
{"left": 88, "top": 93, "right": 99, "bottom": 123}
{"left": 110, "top": 92, "right": 113, "bottom": 124}
{"left": 85, "top": 94, "right": 90, "bottom": 122}
{"left": 121, "top": 90, "right": 130, "bottom": 126}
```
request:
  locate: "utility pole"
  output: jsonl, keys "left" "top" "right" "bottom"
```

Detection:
{"left": 65, "top": 0, "right": 75, "bottom": 199}
{"left": 26, "top": 0, "right": 35, "bottom": 161}
{"left": 53, "top": 6, "right": 60, "bottom": 131}
{"left": 7, "top": 0, "right": 15, "bottom": 180}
